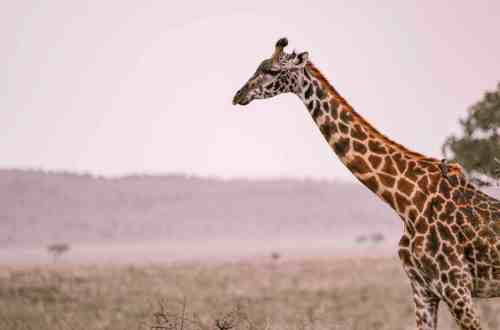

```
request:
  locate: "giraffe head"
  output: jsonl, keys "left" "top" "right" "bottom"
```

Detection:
{"left": 232, "top": 38, "right": 309, "bottom": 106}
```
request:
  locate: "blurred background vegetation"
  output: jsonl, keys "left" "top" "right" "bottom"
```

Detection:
{"left": 443, "top": 83, "right": 500, "bottom": 186}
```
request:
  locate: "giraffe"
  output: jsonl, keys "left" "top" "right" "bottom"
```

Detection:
{"left": 232, "top": 38, "right": 500, "bottom": 330}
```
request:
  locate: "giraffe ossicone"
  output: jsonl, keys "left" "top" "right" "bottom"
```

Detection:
{"left": 233, "top": 37, "right": 500, "bottom": 330}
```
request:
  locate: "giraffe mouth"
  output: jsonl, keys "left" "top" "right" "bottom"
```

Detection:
{"left": 236, "top": 98, "right": 251, "bottom": 106}
{"left": 232, "top": 95, "right": 251, "bottom": 106}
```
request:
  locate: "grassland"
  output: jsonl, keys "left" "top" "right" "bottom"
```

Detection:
{"left": 0, "top": 257, "right": 499, "bottom": 330}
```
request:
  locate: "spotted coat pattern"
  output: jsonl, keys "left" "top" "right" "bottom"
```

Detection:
{"left": 233, "top": 39, "right": 500, "bottom": 330}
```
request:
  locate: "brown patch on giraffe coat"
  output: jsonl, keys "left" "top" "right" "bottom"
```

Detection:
{"left": 421, "top": 254, "right": 439, "bottom": 278}
{"left": 362, "top": 176, "right": 379, "bottom": 193}
{"left": 447, "top": 173, "right": 459, "bottom": 185}
{"left": 423, "top": 201, "right": 436, "bottom": 222}
{"left": 304, "top": 84, "right": 313, "bottom": 99}
{"left": 338, "top": 122, "right": 349, "bottom": 134}
{"left": 399, "top": 235, "right": 410, "bottom": 247}
{"left": 347, "top": 156, "right": 371, "bottom": 174}
{"left": 444, "top": 286, "right": 455, "bottom": 299}
{"left": 492, "top": 221, "right": 500, "bottom": 235}
{"left": 415, "top": 217, "right": 428, "bottom": 234}
{"left": 311, "top": 103, "right": 322, "bottom": 121}
{"left": 397, "top": 177, "right": 415, "bottom": 197}
{"left": 476, "top": 208, "right": 490, "bottom": 220}
{"left": 368, "top": 140, "right": 387, "bottom": 155}
{"left": 316, "top": 86, "right": 327, "bottom": 99}
{"left": 463, "top": 187, "right": 474, "bottom": 201}
{"left": 406, "top": 221, "right": 416, "bottom": 236}
{"left": 339, "top": 110, "right": 352, "bottom": 123}
{"left": 477, "top": 264, "right": 490, "bottom": 278}
{"left": 417, "top": 176, "right": 430, "bottom": 194}
{"left": 437, "top": 222, "right": 456, "bottom": 244}
{"left": 413, "top": 191, "right": 426, "bottom": 212}
{"left": 408, "top": 208, "right": 417, "bottom": 221}
{"left": 412, "top": 235, "right": 424, "bottom": 256}
{"left": 462, "top": 225, "right": 476, "bottom": 241}
{"left": 442, "top": 243, "right": 460, "bottom": 266}
{"left": 399, "top": 249, "right": 412, "bottom": 266}
{"left": 378, "top": 173, "right": 396, "bottom": 188}
{"left": 444, "top": 201, "right": 456, "bottom": 215}
{"left": 395, "top": 192, "right": 411, "bottom": 213}
{"left": 432, "top": 195, "right": 445, "bottom": 212}
{"left": 392, "top": 152, "right": 402, "bottom": 160}
{"left": 322, "top": 101, "right": 329, "bottom": 112}
{"left": 351, "top": 124, "right": 368, "bottom": 141}
{"left": 394, "top": 154, "right": 407, "bottom": 173}
{"left": 409, "top": 269, "right": 426, "bottom": 286}
{"left": 382, "top": 191, "right": 396, "bottom": 209}
{"left": 438, "top": 180, "right": 451, "bottom": 199}
{"left": 428, "top": 173, "right": 441, "bottom": 192}
{"left": 436, "top": 254, "right": 450, "bottom": 271}
{"left": 448, "top": 269, "right": 461, "bottom": 287}
{"left": 478, "top": 226, "right": 495, "bottom": 241}
{"left": 454, "top": 226, "right": 466, "bottom": 244}
{"left": 319, "top": 117, "right": 338, "bottom": 140}
{"left": 328, "top": 121, "right": 339, "bottom": 136}
{"left": 368, "top": 155, "right": 382, "bottom": 169}
{"left": 381, "top": 156, "right": 398, "bottom": 176}
{"left": 306, "top": 101, "right": 315, "bottom": 112}
{"left": 473, "top": 238, "right": 490, "bottom": 262}
{"left": 455, "top": 211, "right": 465, "bottom": 225}
{"left": 319, "top": 123, "right": 332, "bottom": 140}
{"left": 426, "top": 225, "right": 440, "bottom": 256}
{"left": 353, "top": 141, "right": 367, "bottom": 154}
{"left": 419, "top": 161, "right": 438, "bottom": 172}
{"left": 473, "top": 194, "right": 487, "bottom": 205}
{"left": 329, "top": 99, "right": 339, "bottom": 119}
{"left": 464, "top": 207, "right": 481, "bottom": 227}
{"left": 333, "top": 137, "right": 350, "bottom": 157}
{"left": 405, "top": 161, "right": 425, "bottom": 182}
{"left": 477, "top": 202, "right": 489, "bottom": 210}
{"left": 439, "top": 211, "right": 453, "bottom": 224}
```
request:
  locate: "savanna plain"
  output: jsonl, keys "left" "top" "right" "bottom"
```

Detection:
{"left": 2, "top": 256, "right": 500, "bottom": 330}
{"left": 2, "top": 171, "right": 500, "bottom": 330}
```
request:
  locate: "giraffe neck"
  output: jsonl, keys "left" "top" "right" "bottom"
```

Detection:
{"left": 295, "top": 62, "right": 442, "bottom": 219}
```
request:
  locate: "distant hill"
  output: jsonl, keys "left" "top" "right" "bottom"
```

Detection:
{"left": 2, "top": 169, "right": 477, "bottom": 248}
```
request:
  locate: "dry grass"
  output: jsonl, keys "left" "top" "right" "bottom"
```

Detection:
{"left": 0, "top": 257, "right": 499, "bottom": 330}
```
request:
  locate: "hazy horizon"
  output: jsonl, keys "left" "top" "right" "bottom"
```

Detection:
{"left": 2, "top": 1, "right": 500, "bottom": 180}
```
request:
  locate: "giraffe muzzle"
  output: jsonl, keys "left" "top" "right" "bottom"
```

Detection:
{"left": 232, "top": 85, "right": 251, "bottom": 106}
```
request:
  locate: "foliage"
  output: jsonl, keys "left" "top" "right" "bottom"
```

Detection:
{"left": 442, "top": 83, "right": 500, "bottom": 186}
{"left": 47, "top": 243, "right": 70, "bottom": 262}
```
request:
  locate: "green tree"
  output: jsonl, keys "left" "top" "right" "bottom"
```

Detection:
{"left": 442, "top": 83, "right": 500, "bottom": 186}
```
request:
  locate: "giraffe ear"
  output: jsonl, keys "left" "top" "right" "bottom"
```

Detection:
{"left": 294, "top": 52, "right": 309, "bottom": 67}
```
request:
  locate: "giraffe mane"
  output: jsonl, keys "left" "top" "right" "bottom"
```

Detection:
{"left": 305, "top": 61, "right": 434, "bottom": 162}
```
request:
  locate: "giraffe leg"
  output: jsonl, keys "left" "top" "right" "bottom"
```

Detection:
{"left": 442, "top": 286, "right": 482, "bottom": 330}
{"left": 399, "top": 234, "right": 439, "bottom": 330}
{"left": 410, "top": 281, "right": 440, "bottom": 330}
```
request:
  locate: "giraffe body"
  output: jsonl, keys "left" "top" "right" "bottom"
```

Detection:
{"left": 233, "top": 38, "right": 500, "bottom": 329}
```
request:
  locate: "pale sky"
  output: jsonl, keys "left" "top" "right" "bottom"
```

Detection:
{"left": 2, "top": 1, "right": 499, "bottom": 180}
